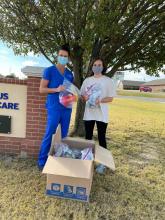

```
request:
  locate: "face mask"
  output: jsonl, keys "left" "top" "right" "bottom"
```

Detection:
{"left": 57, "top": 56, "right": 68, "bottom": 65}
{"left": 92, "top": 66, "right": 103, "bottom": 75}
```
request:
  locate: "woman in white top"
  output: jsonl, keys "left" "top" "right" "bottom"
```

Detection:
{"left": 80, "top": 58, "right": 116, "bottom": 174}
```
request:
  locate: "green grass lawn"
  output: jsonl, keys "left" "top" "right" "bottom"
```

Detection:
{"left": 0, "top": 99, "right": 165, "bottom": 220}
{"left": 117, "top": 89, "right": 165, "bottom": 98}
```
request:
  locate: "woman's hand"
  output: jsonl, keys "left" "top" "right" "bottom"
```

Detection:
{"left": 81, "top": 95, "right": 89, "bottom": 102}
{"left": 56, "top": 85, "right": 66, "bottom": 92}
{"left": 95, "top": 98, "right": 101, "bottom": 105}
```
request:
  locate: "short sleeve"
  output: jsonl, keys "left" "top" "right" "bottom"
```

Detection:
{"left": 42, "top": 68, "right": 51, "bottom": 81}
{"left": 80, "top": 79, "right": 87, "bottom": 95}
{"left": 107, "top": 79, "right": 116, "bottom": 97}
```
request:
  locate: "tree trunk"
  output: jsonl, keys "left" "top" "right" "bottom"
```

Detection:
{"left": 70, "top": 46, "right": 85, "bottom": 137}
{"left": 70, "top": 99, "right": 85, "bottom": 137}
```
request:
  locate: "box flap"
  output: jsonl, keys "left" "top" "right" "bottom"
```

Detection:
{"left": 62, "top": 137, "right": 95, "bottom": 149}
{"left": 49, "top": 125, "right": 61, "bottom": 155}
{"left": 94, "top": 145, "right": 115, "bottom": 171}
{"left": 52, "top": 125, "right": 61, "bottom": 144}
{"left": 42, "top": 156, "right": 93, "bottom": 179}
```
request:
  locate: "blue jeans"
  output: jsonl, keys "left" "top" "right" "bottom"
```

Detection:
{"left": 38, "top": 108, "right": 72, "bottom": 167}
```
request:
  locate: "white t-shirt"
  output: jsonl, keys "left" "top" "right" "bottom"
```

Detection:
{"left": 80, "top": 75, "right": 116, "bottom": 123}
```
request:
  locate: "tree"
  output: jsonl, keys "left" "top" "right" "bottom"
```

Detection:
{"left": 0, "top": 0, "right": 165, "bottom": 135}
{"left": 5, "top": 73, "right": 18, "bottom": 78}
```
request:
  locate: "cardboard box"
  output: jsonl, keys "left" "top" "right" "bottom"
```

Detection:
{"left": 42, "top": 126, "right": 115, "bottom": 202}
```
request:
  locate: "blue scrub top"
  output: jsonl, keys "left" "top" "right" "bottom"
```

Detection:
{"left": 42, "top": 65, "right": 74, "bottom": 110}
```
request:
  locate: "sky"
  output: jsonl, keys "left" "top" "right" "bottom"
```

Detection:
{"left": 0, "top": 41, "right": 51, "bottom": 79}
{"left": 0, "top": 40, "right": 164, "bottom": 81}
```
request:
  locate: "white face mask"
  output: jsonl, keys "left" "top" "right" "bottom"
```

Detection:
{"left": 92, "top": 66, "right": 103, "bottom": 74}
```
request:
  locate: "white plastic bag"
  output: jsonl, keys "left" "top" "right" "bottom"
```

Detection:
{"left": 81, "top": 147, "right": 94, "bottom": 160}
{"left": 54, "top": 141, "right": 94, "bottom": 160}
{"left": 84, "top": 83, "right": 102, "bottom": 108}
{"left": 59, "top": 79, "right": 80, "bottom": 108}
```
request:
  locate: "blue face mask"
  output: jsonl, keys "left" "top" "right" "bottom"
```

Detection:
{"left": 57, "top": 56, "right": 68, "bottom": 65}
{"left": 92, "top": 66, "right": 103, "bottom": 75}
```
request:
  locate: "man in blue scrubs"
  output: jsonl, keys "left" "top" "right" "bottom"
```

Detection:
{"left": 38, "top": 44, "right": 74, "bottom": 169}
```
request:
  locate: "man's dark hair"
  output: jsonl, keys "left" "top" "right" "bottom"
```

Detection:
{"left": 59, "top": 43, "right": 70, "bottom": 56}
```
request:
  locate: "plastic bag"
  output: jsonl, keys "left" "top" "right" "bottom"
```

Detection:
{"left": 84, "top": 83, "right": 102, "bottom": 108}
{"left": 81, "top": 147, "right": 94, "bottom": 160}
{"left": 59, "top": 78, "right": 80, "bottom": 108}
{"left": 55, "top": 143, "right": 72, "bottom": 157}
{"left": 54, "top": 142, "right": 82, "bottom": 159}
{"left": 54, "top": 142, "right": 93, "bottom": 160}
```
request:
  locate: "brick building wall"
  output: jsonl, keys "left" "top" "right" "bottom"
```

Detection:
{"left": 0, "top": 76, "right": 46, "bottom": 158}
{"left": 149, "top": 85, "right": 165, "bottom": 92}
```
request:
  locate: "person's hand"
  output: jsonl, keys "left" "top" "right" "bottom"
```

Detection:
{"left": 82, "top": 95, "right": 89, "bottom": 101}
{"left": 56, "top": 85, "right": 65, "bottom": 92}
{"left": 95, "top": 98, "right": 101, "bottom": 105}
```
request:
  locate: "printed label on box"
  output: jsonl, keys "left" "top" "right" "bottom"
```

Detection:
{"left": 76, "top": 187, "right": 86, "bottom": 196}
{"left": 64, "top": 185, "right": 73, "bottom": 194}
{"left": 46, "top": 183, "right": 88, "bottom": 201}
{"left": 51, "top": 183, "right": 61, "bottom": 192}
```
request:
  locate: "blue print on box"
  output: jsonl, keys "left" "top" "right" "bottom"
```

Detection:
{"left": 46, "top": 189, "right": 88, "bottom": 201}
{"left": 76, "top": 187, "right": 86, "bottom": 196}
{"left": 46, "top": 184, "right": 88, "bottom": 201}
{"left": 64, "top": 185, "right": 73, "bottom": 194}
{"left": 51, "top": 183, "right": 61, "bottom": 192}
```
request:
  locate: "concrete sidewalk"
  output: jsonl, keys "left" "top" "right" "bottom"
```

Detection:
{"left": 117, "top": 95, "right": 165, "bottom": 103}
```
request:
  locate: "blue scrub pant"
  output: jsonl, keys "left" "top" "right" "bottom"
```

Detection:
{"left": 38, "top": 108, "right": 72, "bottom": 167}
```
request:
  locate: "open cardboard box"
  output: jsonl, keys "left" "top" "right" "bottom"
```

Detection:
{"left": 42, "top": 126, "right": 115, "bottom": 202}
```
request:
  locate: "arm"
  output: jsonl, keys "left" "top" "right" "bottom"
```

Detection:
{"left": 100, "top": 97, "right": 114, "bottom": 103}
{"left": 97, "top": 79, "right": 115, "bottom": 104}
{"left": 80, "top": 79, "right": 89, "bottom": 102}
{"left": 39, "top": 79, "right": 65, "bottom": 94}
{"left": 95, "top": 97, "right": 114, "bottom": 105}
